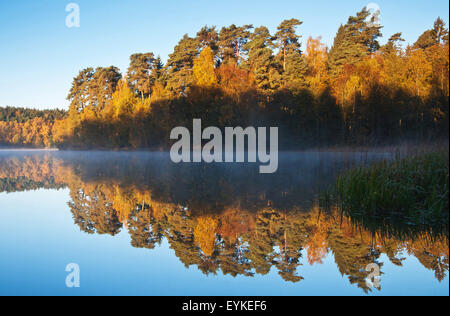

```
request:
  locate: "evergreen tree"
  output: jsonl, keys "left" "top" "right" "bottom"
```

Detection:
{"left": 283, "top": 51, "right": 308, "bottom": 89}
{"left": 196, "top": 26, "right": 219, "bottom": 52}
{"left": 328, "top": 8, "right": 382, "bottom": 77}
{"left": 67, "top": 67, "right": 95, "bottom": 113}
{"left": 415, "top": 29, "right": 438, "bottom": 49}
{"left": 127, "top": 53, "right": 156, "bottom": 100}
{"left": 381, "top": 33, "right": 405, "bottom": 55}
{"left": 165, "top": 34, "right": 199, "bottom": 96}
{"left": 275, "top": 19, "right": 303, "bottom": 71}
{"left": 244, "top": 26, "right": 277, "bottom": 93}
{"left": 218, "top": 24, "right": 253, "bottom": 64}
{"left": 67, "top": 66, "right": 121, "bottom": 115}
{"left": 275, "top": 19, "right": 308, "bottom": 88}
{"left": 433, "top": 17, "right": 449, "bottom": 44}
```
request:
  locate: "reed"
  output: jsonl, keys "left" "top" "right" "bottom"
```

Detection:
{"left": 329, "top": 150, "right": 449, "bottom": 229}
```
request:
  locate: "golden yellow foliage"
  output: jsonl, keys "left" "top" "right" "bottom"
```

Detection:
{"left": 108, "top": 80, "right": 140, "bottom": 119}
{"left": 306, "top": 36, "right": 329, "bottom": 95}
{"left": 150, "top": 82, "right": 167, "bottom": 104}
{"left": 405, "top": 48, "right": 433, "bottom": 98}
{"left": 193, "top": 47, "right": 218, "bottom": 87}
{"left": 194, "top": 216, "right": 218, "bottom": 257}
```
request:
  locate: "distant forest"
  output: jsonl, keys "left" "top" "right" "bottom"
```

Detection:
{"left": 1, "top": 7, "right": 449, "bottom": 149}
{"left": 0, "top": 107, "right": 66, "bottom": 147}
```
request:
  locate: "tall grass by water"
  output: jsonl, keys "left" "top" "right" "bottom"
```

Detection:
{"left": 323, "top": 150, "right": 449, "bottom": 234}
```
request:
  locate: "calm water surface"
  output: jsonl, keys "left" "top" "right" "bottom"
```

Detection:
{"left": 0, "top": 151, "right": 448, "bottom": 296}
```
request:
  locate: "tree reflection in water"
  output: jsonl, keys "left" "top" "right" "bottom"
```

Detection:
{"left": 0, "top": 151, "right": 448, "bottom": 293}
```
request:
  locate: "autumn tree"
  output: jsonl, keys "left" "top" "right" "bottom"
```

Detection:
{"left": 216, "top": 62, "right": 254, "bottom": 102}
{"left": 305, "top": 36, "right": 329, "bottom": 95}
{"left": 193, "top": 47, "right": 218, "bottom": 87}
{"left": 405, "top": 48, "right": 433, "bottom": 98}
{"left": 194, "top": 216, "right": 218, "bottom": 257}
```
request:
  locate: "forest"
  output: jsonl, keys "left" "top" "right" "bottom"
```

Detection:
{"left": 0, "top": 107, "right": 66, "bottom": 147}
{"left": 1, "top": 8, "right": 449, "bottom": 149}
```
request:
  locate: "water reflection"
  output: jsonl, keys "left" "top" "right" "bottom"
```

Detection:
{"left": 0, "top": 151, "right": 448, "bottom": 294}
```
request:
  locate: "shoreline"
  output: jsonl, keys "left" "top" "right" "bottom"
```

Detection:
{"left": 0, "top": 148, "right": 59, "bottom": 152}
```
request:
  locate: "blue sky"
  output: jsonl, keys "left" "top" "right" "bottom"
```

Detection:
{"left": 0, "top": 0, "right": 448, "bottom": 110}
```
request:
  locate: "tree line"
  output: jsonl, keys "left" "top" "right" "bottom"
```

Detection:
{"left": 0, "top": 107, "right": 66, "bottom": 147}
{"left": 1, "top": 7, "right": 449, "bottom": 149}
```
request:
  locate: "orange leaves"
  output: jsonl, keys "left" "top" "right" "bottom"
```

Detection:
{"left": 216, "top": 208, "right": 254, "bottom": 243}
{"left": 216, "top": 62, "right": 254, "bottom": 99}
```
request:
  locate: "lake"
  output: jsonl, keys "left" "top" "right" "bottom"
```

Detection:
{"left": 0, "top": 150, "right": 448, "bottom": 296}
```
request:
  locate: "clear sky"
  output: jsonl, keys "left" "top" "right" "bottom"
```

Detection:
{"left": 0, "top": 0, "right": 448, "bottom": 110}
